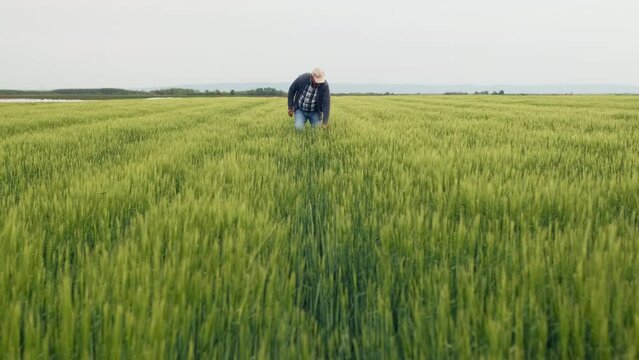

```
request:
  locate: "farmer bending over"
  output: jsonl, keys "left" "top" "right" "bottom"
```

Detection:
{"left": 288, "top": 68, "right": 331, "bottom": 130}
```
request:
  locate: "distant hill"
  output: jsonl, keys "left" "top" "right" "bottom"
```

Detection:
{"left": 49, "top": 88, "right": 147, "bottom": 95}
{"left": 168, "top": 83, "right": 639, "bottom": 94}
{"left": 3, "top": 84, "right": 639, "bottom": 99}
{"left": 0, "top": 87, "right": 285, "bottom": 99}
{"left": 0, "top": 88, "right": 149, "bottom": 99}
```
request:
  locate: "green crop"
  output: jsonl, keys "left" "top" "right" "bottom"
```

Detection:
{"left": 1, "top": 96, "right": 638, "bottom": 358}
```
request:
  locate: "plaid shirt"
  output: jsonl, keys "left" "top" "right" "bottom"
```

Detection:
{"left": 297, "top": 82, "right": 318, "bottom": 112}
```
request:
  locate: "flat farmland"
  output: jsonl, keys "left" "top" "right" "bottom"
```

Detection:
{"left": 1, "top": 96, "right": 638, "bottom": 358}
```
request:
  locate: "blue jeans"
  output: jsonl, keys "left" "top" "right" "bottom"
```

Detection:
{"left": 294, "top": 109, "right": 321, "bottom": 130}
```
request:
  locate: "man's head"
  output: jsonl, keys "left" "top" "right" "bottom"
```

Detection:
{"left": 311, "top": 68, "right": 325, "bottom": 87}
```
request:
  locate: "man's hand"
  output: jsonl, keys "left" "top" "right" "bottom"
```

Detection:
{"left": 287, "top": 108, "right": 294, "bottom": 117}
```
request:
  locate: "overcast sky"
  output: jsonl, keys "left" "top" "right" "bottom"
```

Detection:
{"left": 1, "top": 0, "right": 638, "bottom": 89}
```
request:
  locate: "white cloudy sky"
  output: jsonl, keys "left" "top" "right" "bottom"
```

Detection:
{"left": 1, "top": 0, "right": 638, "bottom": 89}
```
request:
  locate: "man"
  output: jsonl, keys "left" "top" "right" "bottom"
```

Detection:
{"left": 288, "top": 68, "right": 331, "bottom": 130}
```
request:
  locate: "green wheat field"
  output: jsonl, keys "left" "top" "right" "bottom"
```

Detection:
{"left": 1, "top": 96, "right": 638, "bottom": 359}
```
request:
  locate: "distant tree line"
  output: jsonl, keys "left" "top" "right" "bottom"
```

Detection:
{"left": 444, "top": 90, "right": 506, "bottom": 95}
{"left": 49, "top": 88, "right": 148, "bottom": 95}
{"left": 443, "top": 92, "right": 469, "bottom": 95}
{"left": 0, "top": 88, "right": 149, "bottom": 100}
{"left": 332, "top": 92, "right": 395, "bottom": 96}
{"left": 0, "top": 87, "right": 287, "bottom": 99}
{"left": 476, "top": 90, "right": 505, "bottom": 95}
{"left": 150, "top": 87, "right": 285, "bottom": 97}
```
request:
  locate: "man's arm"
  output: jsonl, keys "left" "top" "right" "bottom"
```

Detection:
{"left": 321, "top": 83, "right": 331, "bottom": 124}
{"left": 288, "top": 74, "right": 304, "bottom": 110}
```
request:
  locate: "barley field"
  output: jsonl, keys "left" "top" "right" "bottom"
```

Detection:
{"left": 1, "top": 96, "right": 638, "bottom": 359}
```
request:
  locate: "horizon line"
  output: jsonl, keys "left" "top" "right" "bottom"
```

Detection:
{"left": 3, "top": 82, "right": 639, "bottom": 92}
